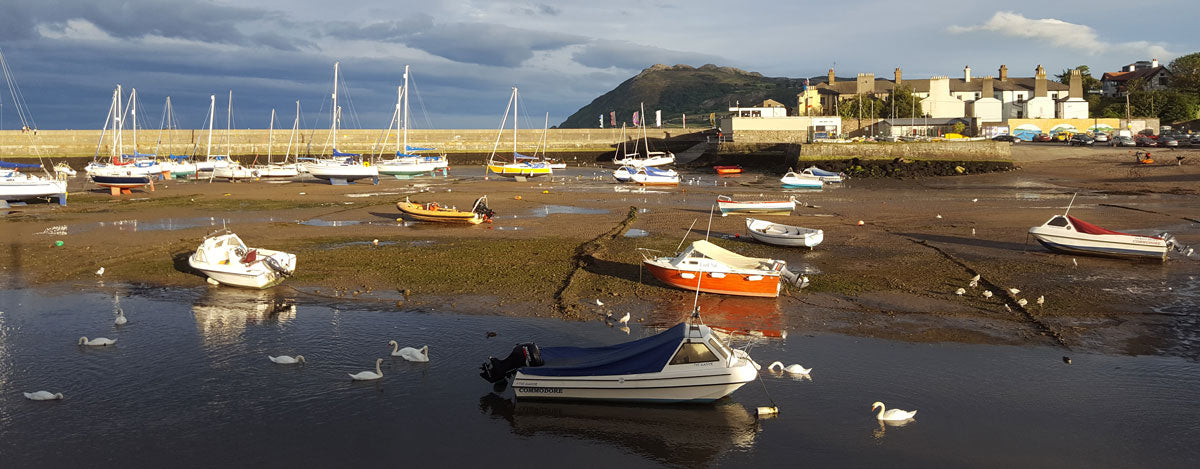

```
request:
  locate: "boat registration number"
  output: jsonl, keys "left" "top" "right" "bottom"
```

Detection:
{"left": 516, "top": 386, "right": 563, "bottom": 394}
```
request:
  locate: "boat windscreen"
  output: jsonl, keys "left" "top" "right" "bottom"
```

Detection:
{"left": 521, "top": 323, "right": 686, "bottom": 377}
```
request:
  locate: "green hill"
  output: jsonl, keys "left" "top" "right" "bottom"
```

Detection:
{"left": 559, "top": 64, "right": 807, "bottom": 128}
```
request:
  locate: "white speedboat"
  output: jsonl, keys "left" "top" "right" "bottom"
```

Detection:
{"left": 188, "top": 231, "right": 297, "bottom": 288}
{"left": 308, "top": 155, "right": 379, "bottom": 185}
{"left": 480, "top": 317, "right": 759, "bottom": 403}
{"left": 212, "top": 162, "right": 259, "bottom": 181}
{"left": 630, "top": 166, "right": 679, "bottom": 186}
{"left": 745, "top": 218, "right": 824, "bottom": 248}
{"left": 800, "top": 166, "right": 845, "bottom": 183}
{"left": 612, "top": 166, "right": 635, "bottom": 183}
{"left": 780, "top": 171, "right": 823, "bottom": 189}
{"left": 716, "top": 195, "right": 795, "bottom": 216}
{"left": 1028, "top": 214, "right": 1169, "bottom": 261}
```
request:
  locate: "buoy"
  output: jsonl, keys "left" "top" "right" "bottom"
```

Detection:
{"left": 206, "top": 277, "right": 219, "bottom": 286}
{"left": 514, "top": 195, "right": 522, "bottom": 200}
{"left": 857, "top": 220, "right": 865, "bottom": 226}
{"left": 756, "top": 406, "right": 779, "bottom": 417}
{"left": 55, "top": 240, "right": 64, "bottom": 247}
{"left": 542, "top": 190, "right": 549, "bottom": 194}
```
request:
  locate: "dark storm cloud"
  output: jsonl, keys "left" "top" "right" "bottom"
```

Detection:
{"left": 571, "top": 40, "right": 724, "bottom": 70}
{"left": 323, "top": 19, "right": 587, "bottom": 67}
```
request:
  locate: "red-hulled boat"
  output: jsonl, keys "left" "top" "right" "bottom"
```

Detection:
{"left": 642, "top": 240, "right": 796, "bottom": 297}
{"left": 714, "top": 165, "right": 743, "bottom": 175}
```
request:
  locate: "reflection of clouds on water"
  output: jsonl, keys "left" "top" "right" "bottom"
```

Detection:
{"left": 191, "top": 288, "right": 296, "bottom": 345}
{"left": 479, "top": 394, "right": 758, "bottom": 466}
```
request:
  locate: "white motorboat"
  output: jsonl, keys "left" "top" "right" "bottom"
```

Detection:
{"left": 800, "top": 166, "right": 845, "bottom": 183}
{"left": 745, "top": 218, "right": 824, "bottom": 249}
{"left": 716, "top": 195, "right": 795, "bottom": 216}
{"left": 187, "top": 231, "right": 297, "bottom": 288}
{"left": 1, "top": 164, "right": 68, "bottom": 205}
{"left": 630, "top": 166, "right": 679, "bottom": 186}
{"left": 212, "top": 162, "right": 259, "bottom": 181}
{"left": 1028, "top": 214, "right": 1169, "bottom": 261}
{"left": 480, "top": 317, "right": 759, "bottom": 403}
{"left": 780, "top": 171, "right": 823, "bottom": 189}
{"left": 612, "top": 166, "right": 636, "bottom": 183}
{"left": 53, "top": 162, "right": 76, "bottom": 177}
{"left": 308, "top": 156, "right": 379, "bottom": 184}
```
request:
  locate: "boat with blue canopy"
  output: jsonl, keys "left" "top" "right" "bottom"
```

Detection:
{"left": 376, "top": 66, "right": 450, "bottom": 178}
{"left": 800, "top": 166, "right": 845, "bottom": 183}
{"left": 479, "top": 316, "right": 759, "bottom": 403}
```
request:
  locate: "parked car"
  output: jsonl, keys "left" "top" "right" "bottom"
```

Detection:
{"left": 1053, "top": 132, "right": 1071, "bottom": 142}
{"left": 1114, "top": 136, "right": 1136, "bottom": 147}
{"left": 1069, "top": 134, "right": 1095, "bottom": 146}
{"left": 1135, "top": 135, "right": 1158, "bottom": 147}
{"left": 1158, "top": 135, "right": 1179, "bottom": 147}
{"left": 992, "top": 134, "right": 1018, "bottom": 142}
{"left": 1032, "top": 133, "right": 1053, "bottom": 142}
{"left": 1191, "top": 134, "right": 1200, "bottom": 145}
{"left": 1172, "top": 133, "right": 1192, "bottom": 147}
{"left": 1093, "top": 133, "right": 1109, "bottom": 143}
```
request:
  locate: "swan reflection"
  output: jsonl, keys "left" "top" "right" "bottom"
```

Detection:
{"left": 191, "top": 288, "right": 296, "bottom": 344}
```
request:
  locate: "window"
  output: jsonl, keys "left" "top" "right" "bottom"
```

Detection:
{"left": 975, "top": 92, "right": 981, "bottom": 100}
{"left": 1159, "top": 77, "right": 1168, "bottom": 86}
{"left": 707, "top": 339, "right": 729, "bottom": 360}
{"left": 669, "top": 343, "right": 719, "bottom": 365}
{"left": 1047, "top": 216, "right": 1069, "bottom": 227}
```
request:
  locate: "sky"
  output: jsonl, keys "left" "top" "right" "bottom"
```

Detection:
{"left": 0, "top": 0, "right": 1194, "bottom": 130}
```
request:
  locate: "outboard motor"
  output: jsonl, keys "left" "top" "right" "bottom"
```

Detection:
{"left": 780, "top": 267, "right": 809, "bottom": 288}
{"left": 479, "top": 343, "right": 543, "bottom": 384}
{"left": 262, "top": 256, "right": 292, "bottom": 278}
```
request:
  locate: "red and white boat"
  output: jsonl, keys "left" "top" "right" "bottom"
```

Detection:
{"left": 713, "top": 165, "right": 743, "bottom": 175}
{"left": 716, "top": 194, "right": 795, "bottom": 216}
{"left": 642, "top": 240, "right": 797, "bottom": 297}
{"left": 1028, "top": 214, "right": 1170, "bottom": 261}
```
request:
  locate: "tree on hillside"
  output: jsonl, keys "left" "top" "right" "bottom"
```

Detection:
{"left": 881, "top": 85, "right": 922, "bottom": 118}
{"left": 1055, "top": 65, "right": 1101, "bottom": 94}
{"left": 1168, "top": 52, "right": 1200, "bottom": 97}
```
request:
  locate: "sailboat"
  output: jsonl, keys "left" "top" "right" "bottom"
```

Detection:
{"left": 87, "top": 85, "right": 155, "bottom": 194}
{"left": 86, "top": 88, "right": 163, "bottom": 178}
{"left": 306, "top": 61, "right": 379, "bottom": 185}
{"left": 486, "top": 86, "right": 553, "bottom": 179}
{"left": 0, "top": 48, "right": 67, "bottom": 205}
{"left": 252, "top": 106, "right": 300, "bottom": 178}
{"left": 377, "top": 65, "right": 449, "bottom": 178}
{"left": 194, "top": 93, "right": 231, "bottom": 172}
{"left": 532, "top": 112, "right": 566, "bottom": 169}
{"left": 611, "top": 103, "right": 675, "bottom": 167}
{"left": 212, "top": 91, "right": 259, "bottom": 181}
{"left": 157, "top": 97, "right": 198, "bottom": 179}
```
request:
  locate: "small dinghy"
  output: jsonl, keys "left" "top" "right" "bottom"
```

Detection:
{"left": 630, "top": 166, "right": 679, "bottom": 186}
{"left": 716, "top": 195, "right": 795, "bottom": 216}
{"left": 479, "top": 314, "right": 759, "bottom": 403}
{"left": 780, "top": 171, "right": 823, "bottom": 189}
{"left": 1028, "top": 214, "right": 1169, "bottom": 261}
{"left": 612, "top": 166, "right": 636, "bottom": 183}
{"left": 396, "top": 195, "right": 494, "bottom": 224}
{"left": 800, "top": 166, "right": 844, "bottom": 183}
{"left": 642, "top": 240, "right": 800, "bottom": 297}
{"left": 188, "top": 231, "right": 296, "bottom": 288}
{"left": 745, "top": 218, "right": 823, "bottom": 248}
{"left": 713, "top": 165, "right": 743, "bottom": 175}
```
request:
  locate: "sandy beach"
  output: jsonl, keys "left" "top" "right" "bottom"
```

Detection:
{"left": 3, "top": 144, "right": 1199, "bottom": 358}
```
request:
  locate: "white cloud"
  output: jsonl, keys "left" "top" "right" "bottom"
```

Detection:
{"left": 949, "top": 11, "right": 1173, "bottom": 59}
{"left": 36, "top": 19, "right": 114, "bottom": 41}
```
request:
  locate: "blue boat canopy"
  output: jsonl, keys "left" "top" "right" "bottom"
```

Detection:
{"left": 169, "top": 154, "right": 190, "bottom": 161}
{"left": 513, "top": 152, "right": 538, "bottom": 161}
{"left": 406, "top": 145, "right": 435, "bottom": 152}
{"left": 0, "top": 160, "right": 42, "bottom": 169}
{"left": 332, "top": 148, "right": 360, "bottom": 157}
{"left": 521, "top": 323, "right": 685, "bottom": 377}
{"left": 395, "top": 152, "right": 422, "bottom": 158}
{"left": 804, "top": 166, "right": 840, "bottom": 177}
{"left": 644, "top": 166, "right": 674, "bottom": 177}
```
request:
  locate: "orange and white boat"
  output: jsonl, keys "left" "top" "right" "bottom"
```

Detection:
{"left": 642, "top": 240, "right": 799, "bottom": 297}
{"left": 713, "top": 165, "right": 742, "bottom": 175}
{"left": 397, "top": 195, "right": 494, "bottom": 224}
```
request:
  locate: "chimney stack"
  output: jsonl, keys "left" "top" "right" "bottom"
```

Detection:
{"left": 1069, "top": 69, "right": 1083, "bottom": 98}
{"left": 1152, "top": 58, "right": 1159, "bottom": 68}
{"left": 828, "top": 68, "right": 835, "bottom": 84}
{"left": 894, "top": 67, "right": 902, "bottom": 86}
{"left": 1034, "top": 64, "right": 1047, "bottom": 98}
{"left": 856, "top": 73, "right": 875, "bottom": 95}
{"left": 964, "top": 65, "right": 972, "bottom": 83}
{"left": 999, "top": 64, "right": 1008, "bottom": 81}
{"left": 982, "top": 76, "right": 994, "bottom": 97}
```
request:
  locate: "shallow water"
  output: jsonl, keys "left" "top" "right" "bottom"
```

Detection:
{"left": 1, "top": 286, "right": 1198, "bottom": 467}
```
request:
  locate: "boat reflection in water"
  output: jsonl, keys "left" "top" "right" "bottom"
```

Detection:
{"left": 191, "top": 288, "right": 296, "bottom": 344}
{"left": 666, "top": 295, "right": 787, "bottom": 340}
{"left": 479, "top": 393, "right": 758, "bottom": 466}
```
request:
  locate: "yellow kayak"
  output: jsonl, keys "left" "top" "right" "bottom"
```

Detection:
{"left": 397, "top": 196, "right": 494, "bottom": 224}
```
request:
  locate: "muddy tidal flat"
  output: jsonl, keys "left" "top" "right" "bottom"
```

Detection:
{"left": 2, "top": 146, "right": 1200, "bottom": 466}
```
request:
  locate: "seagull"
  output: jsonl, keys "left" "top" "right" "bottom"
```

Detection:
{"left": 618, "top": 312, "right": 631, "bottom": 325}
{"left": 372, "top": 239, "right": 380, "bottom": 246}
{"left": 1063, "top": 356, "right": 1072, "bottom": 364}
{"left": 1004, "top": 304, "right": 1012, "bottom": 312}
{"left": 1037, "top": 295, "right": 1045, "bottom": 307}
{"left": 1008, "top": 288, "right": 1021, "bottom": 295}
{"left": 970, "top": 274, "right": 981, "bottom": 283}
{"left": 1017, "top": 298, "right": 1028, "bottom": 307}
{"left": 972, "top": 228, "right": 976, "bottom": 236}
{"left": 1072, "top": 258, "right": 1078, "bottom": 267}
{"left": 936, "top": 214, "right": 943, "bottom": 219}
{"left": 983, "top": 290, "right": 993, "bottom": 298}
{"left": 972, "top": 198, "right": 978, "bottom": 203}
{"left": 95, "top": 267, "right": 105, "bottom": 276}
{"left": 595, "top": 299, "right": 604, "bottom": 306}
{"left": 955, "top": 288, "right": 966, "bottom": 295}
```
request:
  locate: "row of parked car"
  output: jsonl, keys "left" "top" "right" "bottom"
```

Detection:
{"left": 994, "top": 131, "right": 1199, "bottom": 147}
{"left": 1136, "top": 132, "right": 1200, "bottom": 148}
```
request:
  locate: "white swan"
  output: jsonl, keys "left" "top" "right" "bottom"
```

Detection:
{"left": 24, "top": 391, "right": 64, "bottom": 401}
{"left": 349, "top": 358, "right": 384, "bottom": 380}
{"left": 389, "top": 341, "right": 429, "bottom": 362}
{"left": 768, "top": 361, "right": 812, "bottom": 375}
{"left": 872, "top": 401, "right": 917, "bottom": 421}
{"left": 78, "top": 336, "right": 116, "bottom": 346}
{"left": 114, "top": 308, "right": 127, "bottom": 326}
{"left": 268, "top": 355, "right": 306, "bottom": 364}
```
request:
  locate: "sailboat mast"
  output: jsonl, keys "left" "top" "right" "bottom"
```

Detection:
{"left": 115, "top": 84, "right": 123, "bottom": 162}
{"left": 225, "top": 90, "right": 232, "bottom": 157}
{"left": 206, "top": 94, "right": 215, "bottom": 162}
{"left": 332, "top": 61, "right": 339, "bottom": 150}
{"left": 267, "top": 109, "right": 275, "bottom": 163}
{"left": 402, "top": 65, "right": 409, "bottom": 154}
{"left": 513, "top": 87, "right": 518, "bottom": 156}
{"left": 286, "top": 100, "right": 299, "bottom": 162}
{"left": 130, "top": 88, "right": 137, "bottom": 156}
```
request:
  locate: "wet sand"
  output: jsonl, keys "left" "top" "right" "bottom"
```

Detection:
{"left": 3, "top": 144, "right": 1199, "bottom": 357}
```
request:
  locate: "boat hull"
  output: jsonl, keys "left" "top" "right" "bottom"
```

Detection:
{"left": 746, "top": 218, "right": 823, "bottom": 248}
{"left": 188, "top": 248, "right": 296, "bottom": 289}
{"left": 1028, "top": 226, "right": 1167, "bottom": 260}
{"left": 396, "top": 200, "right": 484, "bottom": 224}
{"left": 91, "top": 174, "right": 151, "bottom": 188}
{"left": 717, "top": 199, "right": 794, "bottom": 216}
{"left": 644, "top": 261, "right": 781, "bottom": 297}
{"left": 0, "top": 177, "right": 68, "bottom": 200}
{"left": 487, "top": 163, "right": 552, "bottom": 177}
{"left": 714, "top": 166, "right": 742, "bottom": 175}
{"left": 309, "top": 164, "right": 379, "bottom": 181}
{"left": 514, "top": 364, "right": 757, "bottom": 403}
